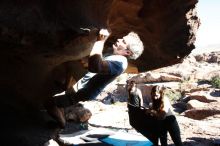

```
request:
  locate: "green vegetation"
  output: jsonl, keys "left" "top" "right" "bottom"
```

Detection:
{"left": 196, "top": 76, "right": 220, "bottom": 89}
{"left": 210, "top": 76, "right": 220, "bottom": 89}
{"left": 164, "top": 89, "right": 182, "bottom": 102}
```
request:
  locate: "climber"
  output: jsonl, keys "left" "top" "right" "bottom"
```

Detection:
{"left": 46, "top": 28, "right": 144, "bottom": 128}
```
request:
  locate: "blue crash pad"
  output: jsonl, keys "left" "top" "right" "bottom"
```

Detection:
{"left": 101, "top": 131, "right": 153, "bottom": 146}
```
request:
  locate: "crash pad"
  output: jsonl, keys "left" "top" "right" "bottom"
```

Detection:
{"left": 59, "top": 128, "right": 114, "bottom": 145}
{"left": 100, "top": 131, "right": 153, "bottom": 146}
{"left": 59, "top": 128, "right": 152, "bottom": 146}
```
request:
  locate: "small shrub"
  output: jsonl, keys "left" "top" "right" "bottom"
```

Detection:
{"left": 164, "top": 89, "right": 182, "bottom": 102}
{"left": 210, "top": 76, "right": 220, "bottom": 89}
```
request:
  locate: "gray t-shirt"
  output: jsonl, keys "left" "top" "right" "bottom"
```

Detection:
{"left": 73, "top": 55, "right": 128, "bottom": 100}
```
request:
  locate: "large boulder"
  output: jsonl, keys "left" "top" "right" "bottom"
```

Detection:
{"left": 0, "top": 0, "right": 199, "bottom": 107}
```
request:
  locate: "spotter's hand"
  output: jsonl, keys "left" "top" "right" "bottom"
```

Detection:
{"left": 97, "top": 29, "right": 110, "bottom": 41}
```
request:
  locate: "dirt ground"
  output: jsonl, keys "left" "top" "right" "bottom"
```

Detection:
{"left": 83, "top": 101, "right": 220, "bottom": 146}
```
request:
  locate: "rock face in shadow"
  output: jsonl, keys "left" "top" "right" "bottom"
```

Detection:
{"left": 108, "top": 0, "right": 199, "bottom": 71}
{"left": 0, "top": 0, "right": 199, "bottom": 107}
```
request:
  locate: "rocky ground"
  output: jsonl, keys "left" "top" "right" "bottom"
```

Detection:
{"left": 79, "top": 99, "right": 219, "bottom": 146}
{"left": 55, "top": 51, "right": 220, "bottom": 146}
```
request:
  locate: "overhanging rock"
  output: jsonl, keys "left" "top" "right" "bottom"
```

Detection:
{"left": 0, "top": 0, "right": 199, "bottom": 117}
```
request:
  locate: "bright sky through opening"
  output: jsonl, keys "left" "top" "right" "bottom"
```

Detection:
{"left": 195, "top": 0, "right": 220, "bottom": 51}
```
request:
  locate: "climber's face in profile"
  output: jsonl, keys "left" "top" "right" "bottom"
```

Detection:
{"left": 113, "top": 37, "right": 129, "bottom": 52}
{"left": 112, "top": 36, "right": 133, "bottom": 57}
{"left": 112, "top": 31, "right": 144, "bottom": 60}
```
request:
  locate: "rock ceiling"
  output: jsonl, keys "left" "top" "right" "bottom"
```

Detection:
{"left": 0, "top": 0, "right": 199, "bottom": 110}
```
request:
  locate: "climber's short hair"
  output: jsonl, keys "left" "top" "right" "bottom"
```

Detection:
{"left": 124, "top": 32, "right": 144, "bottom": 60}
